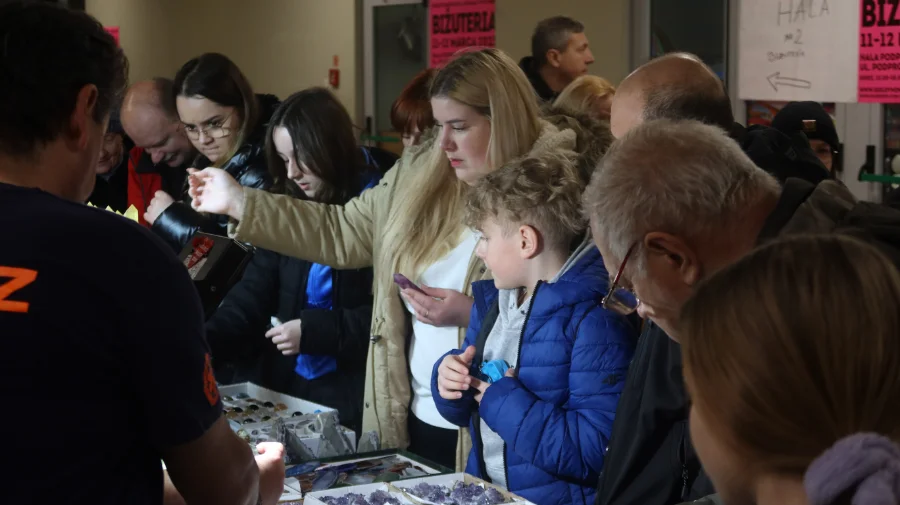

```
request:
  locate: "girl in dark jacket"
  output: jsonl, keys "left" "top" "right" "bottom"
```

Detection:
{"left": 205, "top": 87, "right": 396, "bottom": 435}
{"left": 146, "top": 52, "right": 278, "bottom": 252}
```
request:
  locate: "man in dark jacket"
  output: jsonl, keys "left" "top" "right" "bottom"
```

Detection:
{"left": 519, "top": 16, "right": 594, "bottom": 102}
{"left": 585, "top": 118, "right": 900, "bottom": 505}
{"left": 592, "top": 52, "right": 832, "bottom": 505}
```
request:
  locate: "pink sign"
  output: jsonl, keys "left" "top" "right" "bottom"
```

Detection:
{"left": 105, "top": 26, "right": 120, "bottom": 46}
{"left": 429, "top": 0, "right": 495, "bottom": 68}
{"left": 858, "top": 0, "right": 900, "bottom": 102}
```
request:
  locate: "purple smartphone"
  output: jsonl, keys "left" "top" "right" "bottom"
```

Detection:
{"left": 393, "top": 273, "right": 426, "bottom": 294}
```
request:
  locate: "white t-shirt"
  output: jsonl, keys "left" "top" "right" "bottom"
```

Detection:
{"left": 405, "top": 229, "right": 479, "bottom": 429}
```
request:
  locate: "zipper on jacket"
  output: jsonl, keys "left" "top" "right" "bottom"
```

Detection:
{"left": 502, "top": 282, "right": 541, "bottom": 489}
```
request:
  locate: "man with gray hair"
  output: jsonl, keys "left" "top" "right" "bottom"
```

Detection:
{"left": 519, "top": 16, "right": 594, "bottom": 102}
{"left": 588, "top": 119, "right": 900, "bottom": 505}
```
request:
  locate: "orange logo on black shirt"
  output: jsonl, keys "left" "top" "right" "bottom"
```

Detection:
{"left": 203, "top": 353, "right": 220, "bottom": 406}
{"left": 0, "top": 267, "right": 38, "bottom": 314}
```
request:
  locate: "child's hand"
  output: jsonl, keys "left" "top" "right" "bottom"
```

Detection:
{"left": 265, "top": 319, "right": 302, "bottom": 356}
{"left": 473, "top": 368, "right": 515, "bottom": 403}
{"left": 437, "top": 345, "right": 476, "bottom": 399}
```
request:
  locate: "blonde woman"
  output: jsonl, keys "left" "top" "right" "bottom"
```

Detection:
{"left": 187, "top": 48, "right": 584, "bottom": 467}
{"left": 553, "top": 75, "right": 616, "bottom": 121}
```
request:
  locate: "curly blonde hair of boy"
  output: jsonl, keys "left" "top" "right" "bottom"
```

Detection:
{"left": 465, "top": 150, "right": 587, "bottom": 250}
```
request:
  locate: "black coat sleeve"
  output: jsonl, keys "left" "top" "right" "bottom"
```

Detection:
{"left": 151, "top": 202, "right": 222, "bottom": 253}
{"left": 298, "top": 303, "right": 372, "bottom": 367}
{"left": 205, "top": 248, "right": 280, "bottom": 364}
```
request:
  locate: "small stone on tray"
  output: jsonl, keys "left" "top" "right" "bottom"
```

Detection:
{"left": 321, "top": 491, "right": 401, "bottom": 505}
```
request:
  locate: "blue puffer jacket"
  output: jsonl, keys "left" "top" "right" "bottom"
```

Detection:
{"left": 431, "top": 245, "right": 636, "bottom": 505}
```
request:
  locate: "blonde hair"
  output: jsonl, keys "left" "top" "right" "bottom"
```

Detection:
{"left": 553, "top": 75, "right": 616, "bottom": 120}
{"left": 465, "top": 150, "right": 586, "bottom": 250}
{"left": 682, "top": 234, "right": 900, "bottom": 477}
{"left": 381, "top": 48, "right": 543, "bottom": 278}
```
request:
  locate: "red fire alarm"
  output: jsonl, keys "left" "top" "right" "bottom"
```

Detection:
{"left": 329, "top": 68, "right": 340, "bottom": 89}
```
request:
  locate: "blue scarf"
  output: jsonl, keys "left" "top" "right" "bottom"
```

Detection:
{"left": 293, "top": 170, "right": 381, "bottom": 380}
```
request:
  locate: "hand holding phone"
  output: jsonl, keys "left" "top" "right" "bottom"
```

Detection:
{"left": 393, "top": 273, "right": 426, "bottom": 294}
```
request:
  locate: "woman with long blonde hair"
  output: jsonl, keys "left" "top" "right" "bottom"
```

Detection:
{"left": 186, "top": 48, "right": 582, "bottom": 466}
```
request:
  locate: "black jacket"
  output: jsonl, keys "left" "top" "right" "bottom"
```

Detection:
{"left": 594, "top": 321, "right": 713, "bottom": 505}
{"left": 205, "top": 247, "right": 373, "bottom": 434}
{"left": 519, "top": 56, "right": 557, "bottom": 103}
{"left": 731, "top": 123, "right": 831, "bottom": 185}
{"left": 151, "top": 94, "right": 280, "bottom": 252}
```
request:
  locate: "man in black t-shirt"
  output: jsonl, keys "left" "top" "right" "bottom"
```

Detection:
{"left": 0, "top": 3, "right": 284, "bottom": 505}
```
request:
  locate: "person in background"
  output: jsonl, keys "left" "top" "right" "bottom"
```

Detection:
{"left": 771, "top": 101, "right": 841, "bottom": 174}
{"left": 121, "top": 78, "right": 198, "bottom": 225}
{"left": 585, "top": 119, "right": 900, "bottom": 505}
{"left": 0, "top": 3, "right": 284, "bottom": 504}
{"left": 681, "top": 235, "right": 900, "bottom": 505}
{"left": 434, "top": 152, "right": 635, "bottom": 505}
{"left": 147, "top": 53, "right": 278, "bottom": 252}
{"left": 206, "top": 88, "right": 394, "bottom": 435}
{"left": 186, "top": 48, "right": 592, "bottom": 469}
{"left": 391, "top": 68, "right": 436, "bottom": 148}
{"left": 553, "top": 75, "right": 616, "bottom": 121}
{"left": 519, "top": 16, "right": 594, "bottom": 103}
{"left": 88, "top": 108, "right": 135, "bottom": 213}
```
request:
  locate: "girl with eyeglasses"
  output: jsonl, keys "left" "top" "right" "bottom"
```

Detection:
{"left": 145, "top": 52, "right": 279, "bottom": 252}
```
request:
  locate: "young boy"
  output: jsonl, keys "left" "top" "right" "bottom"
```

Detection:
{"left": 431, "top": 151, "right": 637, "bottom": 505}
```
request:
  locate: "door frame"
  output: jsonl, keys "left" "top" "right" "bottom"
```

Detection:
{"left": 362, "top": 0, "right": 426, "bottom": 142}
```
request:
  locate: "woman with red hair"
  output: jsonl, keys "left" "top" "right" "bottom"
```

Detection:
{"left": 391, "top": 69, "right": 436, "bottom": 148}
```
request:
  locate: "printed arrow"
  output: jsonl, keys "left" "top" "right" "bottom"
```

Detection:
{"left": 767, "top": 72, "right": 812, "bottom": 91}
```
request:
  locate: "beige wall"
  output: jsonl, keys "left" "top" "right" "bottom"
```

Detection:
{"left": 495, "top": 0, "right": 631, "bottom": 85}
{"left": 86, "top": 0, "right": 358, "bottom": 117}
{"left": 85, "top": 0, "right": 174, "bottom": 84}
{"left": 86, "top": 0, "right": 631, "bottom": 126}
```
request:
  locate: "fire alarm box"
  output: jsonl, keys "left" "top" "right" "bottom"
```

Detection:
{"left": 329, "top": 68, "right": 340, "bottom": 89}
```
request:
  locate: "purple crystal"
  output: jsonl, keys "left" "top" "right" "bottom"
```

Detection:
{"left": 449, "top": 483, "right": 506, "bottom": 505}
{"left": 368, "top": 490, "right": 400, "bottom": 505}
{"left": 322, "top": 493, "right": 366, "bottom": 505}
{"left": 483, "top": 488, "right": 505, "bottom": 505}
{"left": 408, "top": 483, "right": 452, "bottom": 503}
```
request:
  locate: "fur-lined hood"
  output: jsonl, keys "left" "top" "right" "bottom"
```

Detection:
{"left": 541, "top": 103, "right": 615, "bottom": 184}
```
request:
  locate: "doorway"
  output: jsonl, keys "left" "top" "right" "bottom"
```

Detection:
{"left": 362, "top": 0, "right": 429, "bottom": 155}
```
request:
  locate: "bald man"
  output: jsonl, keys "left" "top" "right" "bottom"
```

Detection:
{"left": 592, "top": 53, "right": 728, "bottom": 505}
{"left": 609, "top": 52, "right": 733, "bottom": 139}
{"left": 120, "top": 79, "right": 197, "bottom": 225}
{"left": 122, "top": 78, "right": 197, "bottom": 168}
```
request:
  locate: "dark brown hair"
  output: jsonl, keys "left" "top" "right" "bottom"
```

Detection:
{"left": 390, "top": 68, "right": 436, "bottom": 136}
{"left": 265, "top": 87, "right": 365, "bottom": 205}
{"left": 173, "top": 53, "right": 259, "bottom": 166}
{"left": 0, "top": 1, "right": 128, "bottom": 157}
{"left": 682, "top": 234, "right": 900, "bottom": 476}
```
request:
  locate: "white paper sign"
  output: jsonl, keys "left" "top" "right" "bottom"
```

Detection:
{"left": 738, "top": 0, "right": 859, "bottom": 102}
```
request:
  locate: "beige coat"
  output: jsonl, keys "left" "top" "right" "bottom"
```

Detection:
{"left": 228, "top": 121, "right": 577, "bottom": 466}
